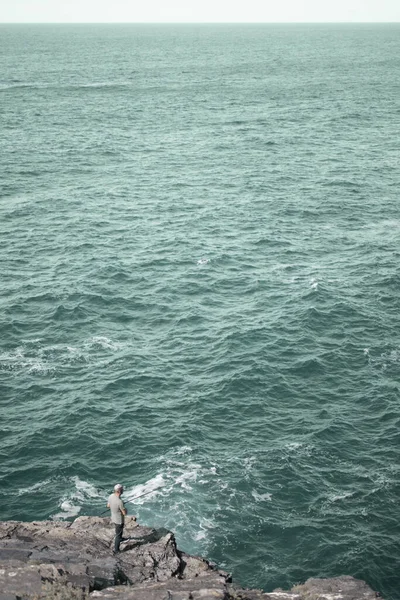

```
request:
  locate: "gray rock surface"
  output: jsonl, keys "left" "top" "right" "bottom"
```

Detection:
{"left": 0, "top": 518, "right": 381, "bottom": 600}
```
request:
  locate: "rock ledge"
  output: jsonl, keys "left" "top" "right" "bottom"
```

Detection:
{"left": 0, "top": 517, "right": 381, "bottom": 600}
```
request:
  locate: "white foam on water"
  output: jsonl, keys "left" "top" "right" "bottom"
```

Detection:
{"left": 0, "top": 335, "right": 130, "bottom": 375}
{"left": 329, "top": 491, "right": 354, "bottom": 502}
{"left": 175, "top": 446, "right": 193, "bottom": 455}
{"left": 272, "top": 263, "right": 296, "bottom": 271}
{"left": 0, "top": 347, "right": 53, "bottom": 374}
{"left": 18, "top": 479, "right": 51, "bottom": 496}
{"left": 243, "top": 456, "right": 256, "bottom": 473}
{"left": 288, "top": 441, "right": 303, "bottom": 448}
{"left": 72, "top": 476, "right": 100, "bottom": 499}
{"left": 0, "top": 341, "right": 86, "bottom": 373}
{"left": 193, "top": 517, "right": 217, "bottom": 541}
{"left": 88, "top": 336, "right": 124, "bottom": 351}
{"left": 156, "top": 450, "right": 220, "bottom": 496}
{"left": 80, "top": 82, "right": 131, "bottom": 88}
{"left": 284, "top": 442, "right": 314, "bottom": 457}
{"left": 122, "top": 452, "right": 239, "bottom": 560}
{"left": 52, "top": 500, "right": 82, "bottom": 520}
{"left": 370, "top": 471, "right": 393, "bottom": 493}
{"left": 124, "top": 474, "right": 166, "bottom": 504}
{"left": 21, "top": 338, "right": 42, "bottom": 345}
{"left": 175, "top": 468, "right": 200, "bottom": 490}
{"left": 197, "top": 258, "right": 209, "bottom": 265}
{"left": 27, "top": 361, "right": 53, "bottom": 374}
{"left": 123, "top": 461, "right": 206, "bottom": 511}
{"left": 51, "top": 477, "right": 103, "bottom": 520}
{"left": 252, "top": 490, "right": 272, "bottom": 502}
{"left": 66, "top": 346, "right": 88, "bottom": 361}
{"left": 368, "top": 346, "right": 400, "bottom": 373}
{"left": 125, "top": 462, "right": 210, "bottom": 503}
{"left": 200, "top": 518, "right": 217, "bottom": 529}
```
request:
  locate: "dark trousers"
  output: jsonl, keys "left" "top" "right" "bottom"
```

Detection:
{"left": 114, "top": 523, "right": 124, "bottom": 552}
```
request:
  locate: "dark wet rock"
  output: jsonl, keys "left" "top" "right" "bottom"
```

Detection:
{"left": 0, "top": 518, "right": 382, "bottom": 600}
{"left": 178, "top": 551, "right": 219, "bottom": 580}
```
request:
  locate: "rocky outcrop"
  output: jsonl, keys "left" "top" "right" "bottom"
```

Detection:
{"left": 0, "top": 517, "right": 381, "bottom": 600}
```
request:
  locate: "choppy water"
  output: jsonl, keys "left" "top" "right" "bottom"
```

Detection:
{"left": 1, "top": 23, "right": 400, "bottom": 599}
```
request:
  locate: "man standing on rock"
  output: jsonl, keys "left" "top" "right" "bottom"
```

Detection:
{"left": 107, "top": 483, "right": 127, "bottom": 554}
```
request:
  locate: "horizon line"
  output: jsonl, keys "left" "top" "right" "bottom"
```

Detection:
{"left": 1, "top": 20, "right": 400, "bottom": 25}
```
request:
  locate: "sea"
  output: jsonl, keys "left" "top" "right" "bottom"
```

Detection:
{"left": 0, "top": 23, "right": 399, "bottom": 599}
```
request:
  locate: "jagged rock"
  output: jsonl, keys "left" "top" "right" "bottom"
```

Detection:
{"left": 229, "top": 584, "right": 301, "bottom": 600}
{"left": 178, "top": 551, "right": 217, "bottom": 579}
{"left": 0, "top": 518, "right": 382, "bottom": 600}
{"left": 291, "top": 575, "right": 380, "bottom": 600}
{"left": 230, "top": 574, "right": 381, "bottom": 600}
{"left": 90, "top": 572, "right": 227, "bottom": 599}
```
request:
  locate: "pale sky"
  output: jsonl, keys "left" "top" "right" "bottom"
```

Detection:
{"left": 1, "top": 0, "right": 399, "bottom": 23}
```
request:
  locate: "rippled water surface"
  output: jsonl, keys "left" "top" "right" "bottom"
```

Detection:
{"left": 1, "top": 23, "right": 400, "bottom": 600}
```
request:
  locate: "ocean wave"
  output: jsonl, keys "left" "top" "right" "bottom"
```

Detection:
{"left": 0, "top": 82, "right": 48, "bottom": 90}
{"left": 71, "top": 82, "right": 132, "bottom": 89}
{"left": 0, "top": 347, "right": 55, "bottom": 374}
{"left": 124, "top": 474, "right": 166, "bottom": 504}
{"left": 0, "top": 80, "right": 133, "bottom": 91}
{"left": 0, "top": 336, "right": 129, "bottom": 375}
{"left": 52, "top": 500, "right": 81, "bottom": 520}
{"left": 51, "top": 477, "right": 102, "bottom": 520}
{"left": 88, "top": 336, "right": 125, "bottom": 351}
{"left": 252, "top": 490, "right": 272, "bottom": 502}
{"left": 17, "top": 479, "right": 52, "bottom": 496}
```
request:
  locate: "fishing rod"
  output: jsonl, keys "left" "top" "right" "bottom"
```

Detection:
{"left": 100, "top": 488, "right": 158, "bottom": 516}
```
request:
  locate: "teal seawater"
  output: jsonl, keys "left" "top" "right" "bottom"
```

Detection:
{"left": 1, "top": 23, "right": 400, "bottom": 599}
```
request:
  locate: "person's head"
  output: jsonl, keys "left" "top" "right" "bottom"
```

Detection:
{"left": 114, "top": 483, "right": 124, "bottom": 495}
